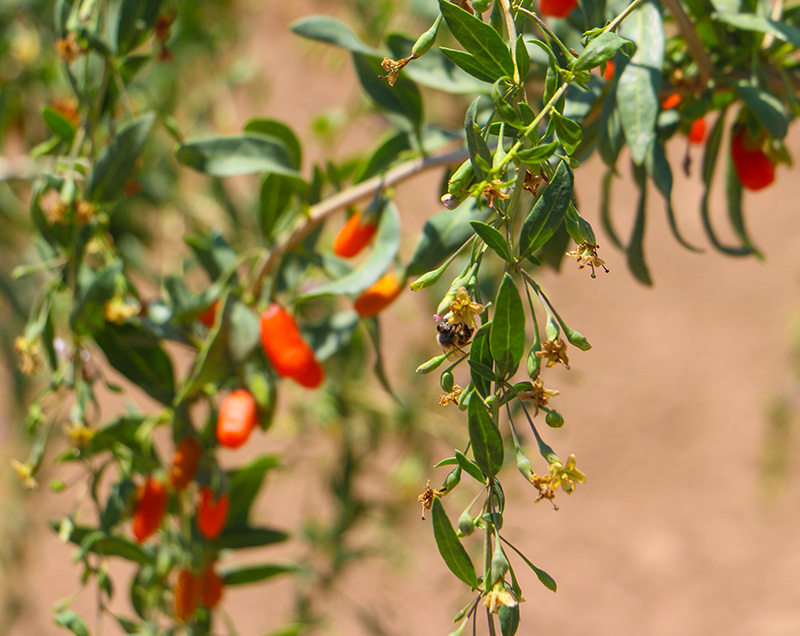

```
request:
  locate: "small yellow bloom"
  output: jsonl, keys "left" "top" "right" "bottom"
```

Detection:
{"left": 566, "top": 242, "right": 609, "bottom": 278}
{"left": 74, "top": 200, "right": 96, "bottom": 224}
{"left": 535, "top": 338, "right": 570, "bottom": 369}
{"left": 484, "top": 583, "right": 517, "bottom": 614}
{"left": 14, "top": 336, "right": 41, "bottom": 375}
{"left": 104, "top": 296, "right": 141, "bottom": 324}
{"left": 448, "top": 287, "right": 484, "bottom": 329}
{"left": 549, "top": 454, "right": 586, "bottom": 494}
{"left": 11, "top": 459, "right": 37, "bottom": 490}
{"left": 64, "top": 420, "right": 95, "bottom": 446}
{"left": 417, "top": 479, "right": 443, "bottom": 520}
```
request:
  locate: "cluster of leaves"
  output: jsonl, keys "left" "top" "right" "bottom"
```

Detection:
{"left": 4, "top": 0, "right": 799, "bottom": 635}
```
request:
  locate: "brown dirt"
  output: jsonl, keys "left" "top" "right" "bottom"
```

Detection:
{"left": 5, "top": 2, "right": 800, "bottom": 635}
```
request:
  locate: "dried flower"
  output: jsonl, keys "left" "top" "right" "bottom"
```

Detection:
{"left": 75, "top": 200, "right": 95, "bottom": 224}
{"left": 535, "top": 338, "right": 570, "bottom": 369}
{"left": 14, "top": 337, "right": 41, "bottom": 375}
{"left": 518, "top": 377, "right": 559, "bottom": 416}
{"left": 439, "top": 384, "right": 464, "bottom": 406}
{"left": 379, "top": 55, "right": 417, "bottom": 86}
{"left": 11, "top": 459, "right": 37, "bottom": 490}
{"left": 55, "top": 32, "right": 81, "bottom": 64}
{"left": 481, "top": 180, "right": 510, "bottom": 208}
{"left": 417, "top": 480, "right": 442, "bottom": 520}
{"left": 566, "top": 242, "right": 609, "bottom": 278}
{"left": 484, "top": 583, "right": 517, "bottom": 614}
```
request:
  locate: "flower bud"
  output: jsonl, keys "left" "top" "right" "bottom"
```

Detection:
{"left": 411, "top": 15, "right": 442, "bottom": 57}
{"left": 457, "top": 509, "right": 475, "bottom": 536}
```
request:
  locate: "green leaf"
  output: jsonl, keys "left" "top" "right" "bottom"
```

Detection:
{"left": 714, "top": 11, "right": 800, "bottom": 48}
{"left": 51, "top": 522, "right": 153, "bottom": 565}
{"left": 244, "top": 118, "right": 302, "bottom": 168}
{"left": 226, "top": 455, "right": 281, "bottom": 529}
{"left": 175, "top": 135, "right": 302, "bottom": 179}
{"left": 111, "top": 0, "right": 162, "bottom": 55}
{"left": 94, "top": 323, "right": 175, "bottom": 405}
{"left": 438, "top": 0, "right": 515, "bottom": 80}
{"left": 213, "top": 526, "right": 289, "bottom": 550}
{"left": 440, "top": 47, "right": 498, "bottom": 84}
{"left": 627, "top": 164, "right": 652, "bottom": 285}
{"left": 352, "top": 53, "right": 423, "bottom": 129}
{"left": 501, "top": 537, "right": 557, "bottom": 592}
{"left": 290, "top": 15, "right": 379, "bottom": 55}
{"left": 616, "top": 0, "right": 664, "bottom": 164}
{"left": 735, "top": 83, "right": 789, "bottom": 140}
{"left": 518, "top": 161, "right": 573, "bottom": 258}
{"left": 571, "top": 32, "right": 634, "bottom": 72}
{"left": 468, "top": 396, "right": 504, "bottom": 478}
{"left": 725, "top": 154, "right": 762, "bottom": 257}
{"left": 302, "top": 311, "right": 359, "bottom": 362}
{"left": 352, "top": 130, "right": 411, "bottom": 183}
{"left": 42, "top": 106, "right": 76, "bottom": 144}
{"left": 54, "top": 610, "right": 90, "bottom": 636}
{"left": 407, "top": 199, "right": 487, "bottom": 276}
{"left": 515, "top": 34, "right": 530, "bottom": 81}
{"left": 300, "top": 200, "right": 400, "bottom": 298}
{"left": 431, "top": 497, "right": 479, "bottom": 588}
{"left": 70, "top": 261, "right": 122, "bottom": 335}
{"left": 550, "top": 111, "right": 583, "bottom": 155}
{"left": 87, "top": 114, "right": 155, "bottom": 202}
{"left": 470, "top": 221, "right": 510, "bottom": 261}
{"left": 598, "top": 89, "right": 624, "bottom": 168}
{"left": 455, "top": 449, "right": 487, "bottom": 483}
{"left": 469, "top": 322, "right": 494, "bottom": 397}
{"left": 221, "top": 562, "right": 300, "bottom": 586}
{"left": 490, "top": 274, "right": 525, "bottom": 378}
{"left": 259, "top": 173, "right": 296, "bottom": 241}
{"left": 465, "top": 98, "right": 493, "bottom": 179}
{"left": 516, "top": 140, "right": 558, "bottom": 165}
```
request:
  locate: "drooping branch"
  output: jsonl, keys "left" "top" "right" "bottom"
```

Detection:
{"left": 661, "top": 0, "right": 715, "bottom": 87}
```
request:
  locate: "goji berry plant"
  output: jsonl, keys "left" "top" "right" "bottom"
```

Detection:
{"left": 3, "top": 0, "right": 798, "bottom": 635}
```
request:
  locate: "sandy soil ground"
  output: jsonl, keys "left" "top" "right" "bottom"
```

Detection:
{"left": 4, "top": 2, "right": 800, "bottom": 635}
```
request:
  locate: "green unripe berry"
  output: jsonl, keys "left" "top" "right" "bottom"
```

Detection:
{"left": 457, "top": 510, "right": 475, "bottom": 536}
{"left": 440, "top": 370, "right": 455, "bottom": 392}
{"left": 545, "top": 409, "right": 564, "bottom": 428}
{"left": 472, "top": 0, "right": 493, "bottom": 12}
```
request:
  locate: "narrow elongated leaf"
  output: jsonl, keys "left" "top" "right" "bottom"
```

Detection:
{"left": 221, "top": 563, "right": 300, "bottom": 586}
{"left": 245, "top": 118, "right": 302, "bottom": 168}
{"left": 616, "top": 0, "right": 663, "bottom": 164}
{"left": 469, "top": 322, "right": 494, "bottom": 398}
{"left": 176, "top": 135, "right": 301, "bottom": 179}
{"left": 468, "top": 396, "right": 504, "bottom": 478}
{"left": 112, "top": 0, "right": 162, "bottom": 55}
{"left": 735, "top": 83, "right": 789, "bottom": 140}
{"left": 438, "top": 0, "right": 515, "bottom": 80}
{"left": 431, "top": 497, "right": 479, "bottom": 588}
{"left": 518, "top": 161, "right": 573, "bottom": 258}
{"left": 455, "top": 449, "right": 487, "bottom": 483}
{"left": 301, "top": 200, "right": 400, "bottom": 298}
{"left": 501, "top": 537, "right": 557, "bottom": 591}
{"left": 213, "top": 526, "right": 288, "bottom": 550}
{"left": 725, "top": 155, "right": 762, "bottom": 257}
{"left": 715, "top": 12, "right": 800, "bottom": 48}
{"left": 88, "top": 114, "right": 154, "bottom": 202}
{"left": 42, "top": 106, "right": 75, "bottom": 143}
{"left": 259, "top": 173, "right": 295, "bottom": 241}
{"left": 226, "top": 455, "right": 281, "bottom": 529}
{"left": 290, "top": 15, "right": 378, "bottom": 55}
{"left": 352, "top": 53, "right": 423, "bottom": 128}
{"left": 440, "top": 47, "right": 498, "bottom": 84}
{"left": 54, "top": 611, "right": 90, "bottom": 636}
{"left": 490, "top": 274, "right": 525, "bottom": 378}
{"left": 470, "top": 221, "right": 510, "bottom": 261}
{"left": 70, "top": 261, "right": 122, "bottom": 335}
{"left": 551, "top": 111, "right": 582, "bottom": 155}
{"left": 627, "top": 164, "right": 652, "bottom": 285}
{"left": 52, "top": 522, "right": 153, "bottom": 565}
{"left": 352, "top": 130, "right": 411, "bottom": 183}
{"left": 516, "top": 140, "right": 558, "bottom": 165}
{"left": 571, "top": 32, "right": 634, "bottom": 72}
{"left": 465, "top": 98, "right": 493, "bottom": 178}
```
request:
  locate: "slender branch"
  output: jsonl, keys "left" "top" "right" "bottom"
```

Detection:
{"left": 249, "top": 147, "right": 469, "bottom": 299}
{"left": 605, "top": 0, "right": 647, "bottom": 32}
{"left": 498, "top": 0, "right": 520, "bottom": 83}
{"left": 660, "top": 0, "right": 714, "bottom": 86}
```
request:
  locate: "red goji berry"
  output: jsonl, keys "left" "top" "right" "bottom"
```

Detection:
{"left": 333, "top": 212, "right": 377, "bottom": 258}
{"left": 260, "top": 304, "right": 324, "bottom": 389}
{"left": 731, "top": 127, "right": 775, "bottom": 191}
{"left": 539, "top": 0, "right": 577, "bottom": 18}
{"left": 216, "top": 389, "right": 258, "bottom": 449}
{"left": 688, "top": 118, "right": 706, "bottom": 145}
{"left": 199, "top": 563, "right": 224, "bottom": 608}
{"left": 354, "top": 274, "right": 404, "bottom": 317}
{"left": 661, "top": 92, "right": 682, "bottom": 110}
{"left": 602, "top": 60, "right": 615, "bottom": 81}
{"left": 174, "top": 568, "right": 199, "bottom": 622}
{"left": 168, "top": 436, "right": 202, "bottom": 491}
{"left": 198, "top": 300, "right": 218, "bottom": 328}
{"left": 197, "top": 487, "right": 230, "bottom": 540}
{"left": 132, "top": 477, "right": 167, "bottom": 543}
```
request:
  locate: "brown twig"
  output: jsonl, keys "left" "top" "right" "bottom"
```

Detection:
{"left": 249, "top": 147, "right": 470, "bottom": 300}
{"left": 661, "top": 0, "right": 715, "bottom": 87}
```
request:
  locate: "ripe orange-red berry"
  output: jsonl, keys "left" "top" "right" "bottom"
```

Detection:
{"left": 260, "top": 304, "right": 324, "bottom": 389}
{"left": 197, "top": 487, "right": 230, "bottom": 540}
{"left": 539, "top": 0, "right": 577, "bottom": 18}
{"left": 198, "top": 301, "right": 218, "bottom": 328}
{"left": 602, "top": 60, "right": 615, "bottom": 81}
{"left": 661, "top": 93, "right": 682, "bottom": 110}
{"left": 216, "top": 389, "right": 258, "bottom": 449}
{"left": 168, "top": 436, "right": 202, "bottom": 491}
{"left": 688, "top": 118, "right": 706, "bottom": 145}
{"left": 199, "top": 563, "right": 224, "bottom": 608}
{"left": 132, "top": 477, "right": 167, "bottom": 543}
{"left": 354, "top": 274, "right": 404, "bottom": 317}
{"left": 730, "top": 127, "right": 775, "bottom": 191}
{"left": 174, "top": 568, "right": 199, "bottom": 622}
{"left": 333, "top": 212, "right": 377, "bottom": 258}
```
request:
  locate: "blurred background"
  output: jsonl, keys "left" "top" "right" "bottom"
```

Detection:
{"left": 2, "top": 0, "right": 800, "bottom": 635}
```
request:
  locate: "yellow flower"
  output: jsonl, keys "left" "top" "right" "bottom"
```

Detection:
{"left": 104, "top": 296, "right": 141, "bottom": 324}
{"left": 14, "top": 336, "right": 41, "bottom": 375}
{"left": 549, "top": 454, "right": 586, "bottom": 494}
{"left": 566, "top": 242, "right": 609, "bottom": 278}
{"left": 484, "top": 583, "right": 517, "bottom": 614}
{"left": 64, "top": 420, "right": 95, "bottom": 446}
{"left": 448, "top": 287, "right": 484, "bottom": 329}
{"left": 11, "top": 459, "right": 37, "bottom": 490}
